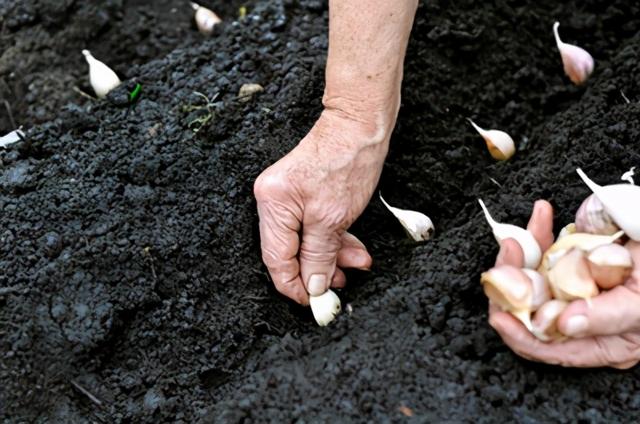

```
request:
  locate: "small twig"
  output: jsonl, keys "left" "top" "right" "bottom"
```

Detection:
{"left": 70, "top": 379, "right": 103, "bottom": 408}
{"left": 3, "top": 100, "right": 16, "bottom": 129}
{"left": 73, "top": 86, "right": 97, "bottom": 101}
{"left": 621, "top": 90, "right": 631, "bottom": 104}
{"left": 489, "top": 177, "right": 503, "bottom": 188}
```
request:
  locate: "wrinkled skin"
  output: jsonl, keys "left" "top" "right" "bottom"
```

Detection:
{"left": 490, "top": 200, "right": 640, "bottom": 368}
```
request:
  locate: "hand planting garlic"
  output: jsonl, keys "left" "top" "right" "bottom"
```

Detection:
{"left": 380, "top": 194, "right": 434, "bottom": 242}
{"left": 191, "top": 2, "right": 222, "bottom": 35}
{"left": 309, "top": 289, "right": 341, "bottom": 326}
{"left": 478, "top": 199, "right": 541, "bottom": 269}
{"left": 82, "top": 50, "right": 121, "bottom": 98}
{"left": 467, "top": 119, "right": 515, "bottom": 161}
{"left": 553, "top": 22, "right": 594, "bottom": 85}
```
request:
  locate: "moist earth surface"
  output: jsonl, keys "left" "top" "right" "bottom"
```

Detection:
{"left": 2, "top": 0, "right": 640, "bottom": 422}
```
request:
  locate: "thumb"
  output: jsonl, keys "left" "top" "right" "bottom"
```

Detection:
{"left": 557, "top": 285, "right": 640, "bottom": 337}
{"left": 299, "top": 223, "right": 342, "bottom": 296}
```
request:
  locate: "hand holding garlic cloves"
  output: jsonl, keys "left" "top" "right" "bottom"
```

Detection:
{"left": 487, "top": 201, "right": 640, "bottom": 369}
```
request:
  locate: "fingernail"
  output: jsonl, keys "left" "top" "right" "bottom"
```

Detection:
{"left": 308, "top": 274, "right": 327, "bottom": 296}
{"left": 565, "top": 315, "right": 588, "bottom": 336}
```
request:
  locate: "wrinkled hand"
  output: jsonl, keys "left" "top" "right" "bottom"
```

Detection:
{"left": 254, "top": 109, "right": 391, "bottom": 304}
{"left": 489, "top": 200, "right": 640, "bottom": 368}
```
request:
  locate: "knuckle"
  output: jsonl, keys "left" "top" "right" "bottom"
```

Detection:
{"left": 254, "top": 172, "right": 286, "bottom": 201}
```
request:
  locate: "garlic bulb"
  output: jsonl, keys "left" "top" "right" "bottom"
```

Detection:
{"left": 553, "top": 22, "right": 594, "bottom": 85}
{"left": 547, "top": 249, "right": 599, "bottom": 301}
{"left": 82, "top": 50, "right": 121, "bottom": 98}
{"left": 577, "top": 168, "right": 640, "bottom": 241}
{"left": 575, "top": 194, "right": 620, "bottom": 236}
{"left": 480, "top": 265, "right": 533, "bottom": 330}
{"left": 532, "top": 300, "right": 568, "bottom": 342}
{"left": 309, "top": 289, "right": 341, "bottom": 326}
{"left": 191, "top": 2, "right": 221, "bottom": 35}
{"left": 587, "top": 243, "right": 633, "bottom": 289}
{"left": 478, "top": 199, "right": 541, "bottom": 269}
{"left": 380, "top": 194, "right": 434, "bottom": 242}
{"left": 467, "top": 119, "right": 515, "bottom": 160}
{"left": 522, "top": 269, "right": 551, "bottom": 311}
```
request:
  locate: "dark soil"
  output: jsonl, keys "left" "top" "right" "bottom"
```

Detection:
{"left": 2, "top": 0, "right": 640, "bottom": 422}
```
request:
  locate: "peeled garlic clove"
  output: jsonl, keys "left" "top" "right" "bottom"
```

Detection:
{"left": 557, "top": 222, "right": 577, "bottom": 240}
{"left": 467, "top": 119, "right": 515, "bottom": 161}
{"left": 309, "top": 289, "right": 341, "bottom": 326}
{"left": 538, "top": 230, "right": 624, "bottom": 275}
{"left": 480, "top": 265, "right": 533, "bottom": 330}
{"left": 532, "top": 300, "right": 568, "bottom": 342}
{"left": 587, "top": 243, "right": 633, "bottom": 289}
{"left": 82, "top": 50, "right": 121, "bottom": 98}
{"left": 478, "top": 199, "right": 541, "bottom": 269}
{"left": 577, "top": 168, "right": 640, "bottom": 241}
{"left": 191, "top": 2, "right": 221, "bottom": 35}
{"left": 548, "top": 249, "right": 599, "bottom": 301}
{"left": 522, "top": 269, "right": 551, "bottom": 311}
{"left": 575, "top": 194, "right": 620, "bottom": 236}
{"left": 553, "top": 22, "right": 594, "bottom": 85}
{"left": 380, "top": 194, "right": 434, "bottom": 242}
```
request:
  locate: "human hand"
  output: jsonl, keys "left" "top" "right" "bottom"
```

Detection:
{"left": 488, "top": 200, "right": 640, "bottom": 368}
{"left": 254, "top": 108, "right": 393, "bottom": 305}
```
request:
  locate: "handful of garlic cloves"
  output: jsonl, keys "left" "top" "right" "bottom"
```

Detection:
{"left": 480, "top": 169, "right": 638, "bottom": 342}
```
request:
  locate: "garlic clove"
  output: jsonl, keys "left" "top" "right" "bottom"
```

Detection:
{"left": 467, "top": 119, "right": 515, "bottom": 161}
{"left": 621, "top": 167, "right": 636, "bottom": 185}
{"left": 480, "top": 265, "right": 533, "bottom": 330}
{"left": 577, "top": 168, "right": 640, "bottom": 241}
{"left": 191, "top": 2, "right": 222, "bottom": 35}
{"left": 547, "top": 248, "right": 599, "bottom": 301}
{"left": 532, "top": 299, "right": 569, "bottom": 342}
{"left": 238, "top": 83, "right": 264, "bottom": 102}
{"left": 557, "top": 222, "right": 577, "bottom": 240}
{"left": 522, "top": 269, "right": 551, "bottom": 311}
{"left": 82, "top": 50, "right": 121, "bottom": 98}
{"left": 587, "top": 243, "right": 633, "bottom": 289}
{"left": 380, "top": 194, "right": 434, "bottom": 242}
{"left": 309, "top": 289, "right": 341, "bottom": 326}
{"left": 553, "top": 22, "right": 594, "bottom": 85}
{"left": 538, "top": 230, "right": 624, "bottom": 276}
{"left": 0, "top": 129, "right": 25, "bottom": 148}
{"left": 575, "top": 194, "right": 620, "bottom": 236}
{"left": 478, "top": 199, "right": 541, "bottom": 269}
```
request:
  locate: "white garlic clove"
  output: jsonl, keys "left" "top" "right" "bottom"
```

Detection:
{"left": 380, "top": 194, "right": 434, "bottom": 242}
{"left": 480, "top": 265, "right": 533, "bottom": 330}
{"left": 467, "top": 119, "right": 515, "bottom": 161}
{"left": 574, "top": 194, "right": 620, "bottom": 236}
{"left": 538, "top": 230, "right": 624, "bottom": 276}
{"left": 0, "top": 129, "right": 25, "bottom": 148}
{"left": 522, "top": 269, "right": 551, "bottom": 311}
{"left": 478, "top": 199, "right": 541, "bottom": 269}
{"left": 547, "top": 248, "right": 599, "bottom": 301}
{"left": 238, "top": 83, "right": 264, "bottom": 102}
{"left": 532, "top": 299, "right": 569, "bottom": 342}
{"left": 309, "top": 289, "right": 341, "bottom": 326}
{"left": 82, "top": 50, "right": 121, "bottom": 98}
{"left": 621, "top": 167, "right": 635, "bottom": 185}
{"left": 557, "top": 222, "right": 577, "bottom": 240}
{"left": 587, "top": 243, "right": 633, "bottom": 289}
{"left": 577, "top": 168, "right": 640, "bottom": 241}
{"left": 191, "top": 2, "right": 222, "bottom": 35}
{"left": 553, "top": 22, "right": 594, "bottom": 85}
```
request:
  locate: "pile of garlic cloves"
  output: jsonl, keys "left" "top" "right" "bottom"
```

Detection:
{"left": 480, "top": 169, "right": 640, "bottom": 342}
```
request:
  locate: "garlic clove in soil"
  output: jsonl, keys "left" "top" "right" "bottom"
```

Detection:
{"left": 553, "top": 22, "right": 594, "bottom": 85}
{"left": 547, "top": 248, "right": 599, "bottom": 302}
{"left": 575, "top": 193, "right": 620, "bottom": 236}
{"left": 478, "top": 199, "right": 541, "bottom": 269}
{"left": 522, "top": 269, "right": 551, "bottom": 311}
{"left": 467, "top": 119, "right": 515, "bottom": 161}
{"left": 480, "top": 265, "right": 533, "bottom": 330}
{"left": 587, "top": 243, "right": 633, "bottom": 289}
{"left": 191, "top": 2, "right": 222, "bottom": 35}
{"left": 309, "top": 289, "right": 341, "bottom": 326}
{"left": 380, "top": 194, "right": 434, "bottom": 242}
{"left": 577, "top": 168, "right": 640, "bottom": 241}
{"left": 238, "top": 83, "right": 264, "bottom": 102}
{"left": 82, "top": 50, "right": 121, "bottom": 98}
{"left": 538, "top": 230, "right": 624, "bottom": 276}
{"left": 532, "top": 299, "right": 569, "bottom": 342}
